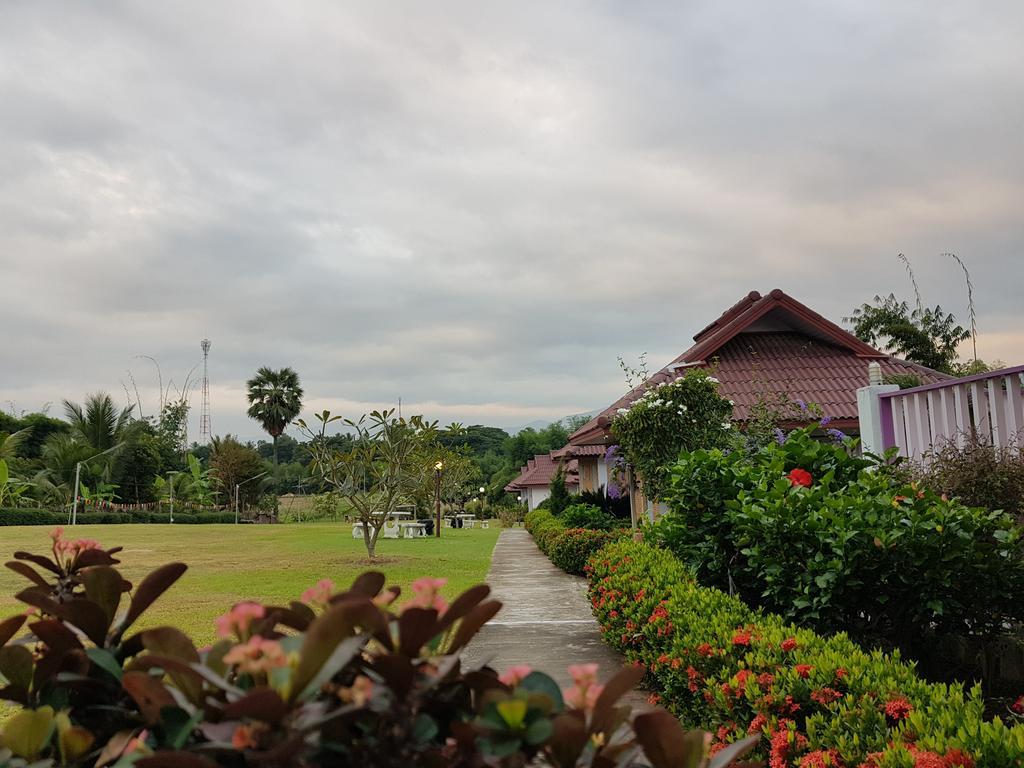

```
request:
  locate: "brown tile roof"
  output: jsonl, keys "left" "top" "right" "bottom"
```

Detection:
{"left": 504, "top": 454, "right": 579, "bottom": 491}
{"left": 552, "top": 444, "right": 607, "bottom": 459}
{"left": 569, "top": 289, "right": 950, "bottom": 446}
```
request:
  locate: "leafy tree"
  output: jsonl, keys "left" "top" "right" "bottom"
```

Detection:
{"left": 246, "top": 367, "right": 304, "bottom": 466}
{"left": 256, "top": 433, "right": 300, "bottom": 465}
{"left": 110, "top": 421, "right": 162, "bottom": 503}
{"left": 548, "top": 466, "right": 572, "bottom": 515}
{"left": 209, "top": 435, "right": 267, "bottom": 508}
{"left": 846, "top": 294, "right": 970, "bottom": 374}
{"left": 300, "top": 409, "right": 438, "bottom": 559}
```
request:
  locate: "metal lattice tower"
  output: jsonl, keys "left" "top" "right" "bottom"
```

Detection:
{"left": 199, "top": 338, "right": 212, "bottom": 443}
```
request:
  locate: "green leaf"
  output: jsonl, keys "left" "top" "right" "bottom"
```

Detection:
{"left": 86, "top": 647, "right": 123, "bottom": 681}
{"left": 0, "top": 644, "right": 33, "bottom": 690}
{"left": 517, "top": 671, "right": 564, "bottom": 710}
{"left": 524, "top": 717, "right": 553, "bottom": 746}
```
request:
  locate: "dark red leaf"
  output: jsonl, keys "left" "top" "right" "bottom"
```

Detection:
{"left": 116, "top": 563, "right": 187, "bottom": 638}
{"left": 75, "top": 548, "right": 121, "bottom": 568}
{"left": 12, "top": 551, "right": 61, "bottom": 576}
{"left": 372, "top": 654, "right": 415, "bottom": 696}
{"left": 435, "top": 584, "right": 491, "bottom": 635}
{"left": 142, "top": 627, "right": 202, "bottom": 704}
{"left": 0, "top": 614, "right": 26, "bottom": 647}
{"left": 5, "top": 561, "right": 49, "bottom": 588}
{"left": 590, "top": 665, "right": 645, "bottom": 736}
{"left": 136, "top": 752, "right": 218, "bottom": 768}
{"left": 122, "top": 671, "right": 176, "bottom": 724}
{"left": 398, "top": 607, "right": 440, "bottom": 657}
{"left": 633, "top": 709, "right": 704, "bottom": 768}
{"left": 222, "top": 687, "right": 287, "bottom": 724}
{"left": 447, "top": 600, "right": 502, "bottom": 653}
{"left": 547, "top": 711, "right": 588, "bottom": 768}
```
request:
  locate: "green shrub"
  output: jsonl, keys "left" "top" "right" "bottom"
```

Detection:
{"left": 588, "top": 539, "right": 1024, "bottom": 766}
{"left": 0, "top": 508, "right": 235, "bottom": 526}
{"left": 913, "top": 436, "right": 1024, "bottom": 520}
{"left": 526, "top": 509, "right": 623, "bottom": 575}
{"left": 548, "top": 466, "right": 573, "bottom": 515}
{"left": 657, "top": 426, "right": 1024, "bottom": 645}
{"left": 0, "top": 508, "right": 65, "bottom": 526}
{"left": 561, "top": 502, "right": 617, "bottom": 531}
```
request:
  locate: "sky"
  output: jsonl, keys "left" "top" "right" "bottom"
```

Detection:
{"left": 2, "top": 1, "right": 1022, "bottom": 441}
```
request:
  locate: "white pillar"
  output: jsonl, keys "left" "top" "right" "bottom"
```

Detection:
{"left": 857, "top": 383, "right": 899, "bottom": 455}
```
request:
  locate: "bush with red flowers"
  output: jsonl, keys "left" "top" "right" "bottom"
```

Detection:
{"left": 653, "top": 424, "right": 1024, "bottom": 651}
{"left": 587, "top": 538, "right": 1024, "bottom": 767}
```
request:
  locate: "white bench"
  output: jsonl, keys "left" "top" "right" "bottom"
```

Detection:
{"left": 400, "top": 521, "right": 427, "bottom": 538}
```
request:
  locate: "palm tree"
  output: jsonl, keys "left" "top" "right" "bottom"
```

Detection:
{"left": 63, "top": 393, "right": 133, "bottom": 451}
{"left": 246, "top": 367, "right": 304, "bottom": 465}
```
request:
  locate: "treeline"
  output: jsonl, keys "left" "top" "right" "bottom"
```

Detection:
{"left": 1, "top": 396, "right": 583, "bottom": 511}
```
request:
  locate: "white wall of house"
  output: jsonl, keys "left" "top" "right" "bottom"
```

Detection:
{"left": 527, "top": 487, "right": 550, "bottom": 511}
{"left": 597, "top": 459, "right": 608, "bottom": 491}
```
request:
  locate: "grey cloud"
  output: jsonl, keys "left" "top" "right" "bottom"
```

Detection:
{"left": 2, "top": 1, "right": 1022, "bottom": 438}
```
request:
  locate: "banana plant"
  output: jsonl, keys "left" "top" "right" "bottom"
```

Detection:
{"left": 0, "top": 459, "right": 32, "bottom": 507}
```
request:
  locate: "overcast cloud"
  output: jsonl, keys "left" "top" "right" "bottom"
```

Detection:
{"left": 2, "top": 1, "right": 1022, "bottom": 440}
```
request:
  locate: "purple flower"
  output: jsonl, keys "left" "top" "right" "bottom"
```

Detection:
{"left": 607, "top": 480, "right": 622, "bottom": 499}
{"left": 795, "top": 398, "right": 809, "bottom": 414}
{"left": 604, "top": 445, "right": 620, "bottom": 462}
{"left": 826, "top": 428, "right": 847, "bottom": 444}
{"left": 773, "top": 427, "right": 786, "bottom": 445}
{"left": 819, "top": 415, "right": 833, "bottom": 428}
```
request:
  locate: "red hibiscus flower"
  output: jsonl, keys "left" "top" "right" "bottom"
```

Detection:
{"left": 787, "top": 468, "right": 813, "bottom": 488}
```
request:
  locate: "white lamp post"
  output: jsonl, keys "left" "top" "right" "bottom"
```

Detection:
{"left": 167, "top": 471, "right": 181, "bottom": 523}
{"left": 70, "top": 443, "right": 122, "bottom": 525}
{"left": 235, "top": 471, "right": 268, "bottom": 524}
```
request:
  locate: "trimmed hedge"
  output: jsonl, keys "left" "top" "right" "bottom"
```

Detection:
{"left": 0, "top": 508, "right": 236, "bottom": 525}
{"left": 525, "top": 509, "right": 624, "bottom": 575}
{"left": 588, "top": 539, "right": 1024, "bottom": 767}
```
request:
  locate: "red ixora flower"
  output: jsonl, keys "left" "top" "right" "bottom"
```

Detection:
{"left": 884, "top": 696, "right": 913, "bottom": 721}
{"left": 787, "top": 468, "right": 813, "bottom": 488}
{"left": 1011, "top": 694, "right": 1024, "bottom": 714}
{"left": 781, "top": 637, "right": 798, "bottom": 652}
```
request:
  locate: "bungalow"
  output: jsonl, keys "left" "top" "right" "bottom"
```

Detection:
{"left": 504, "top": 452, "right": 579, "bottom": 511}
{"left": 564, "top": 288, "right": 949, "bottom": 516}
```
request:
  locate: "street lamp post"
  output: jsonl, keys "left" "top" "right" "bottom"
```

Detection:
{"left": 167, "top": 471, "right": 181, "bottom": 523}
{"left": 235, "top": 471, "right": 268, "bottom": 524}
{"left": 434, "top": 461, "right": 443, "bottom": 538}
{"left": 70, "top": 443, "right": 122, "bottom": 525}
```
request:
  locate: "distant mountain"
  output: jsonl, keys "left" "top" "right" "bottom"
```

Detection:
{"left": 506, "top": 410, "right": 600, "bottom": 436}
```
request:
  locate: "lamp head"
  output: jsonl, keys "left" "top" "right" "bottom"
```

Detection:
{"left": 434, "top": 461, "right": 444, "bottom": 471}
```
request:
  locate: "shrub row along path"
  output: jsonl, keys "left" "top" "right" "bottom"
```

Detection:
{"left": 463, "top": 528, "right": 648, "bottom": 709}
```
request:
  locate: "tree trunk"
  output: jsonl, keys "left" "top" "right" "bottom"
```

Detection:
{"left": 361, "top": 520, "right": 377, "bottom": 559}
{"left": 272, "top": 435, "right": 279, "bottom": 466}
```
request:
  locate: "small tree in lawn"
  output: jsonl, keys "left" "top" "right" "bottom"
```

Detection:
{"left": 300, "top": 409, "right": 438, "bottom": 559}
{"left": 548, "top": 465, "right": 572, "bottom": 515}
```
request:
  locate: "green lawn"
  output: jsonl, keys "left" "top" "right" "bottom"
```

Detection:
{"left": 0, "top": 523, "right": 501, "bottom": 644}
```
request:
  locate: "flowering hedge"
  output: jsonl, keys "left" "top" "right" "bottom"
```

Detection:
{"left": 587, "top": 539, "right": 1024, "bottom": 767}
{"left": 655, "top": 425, "right": 1024, "bottom": 645}
{"left": 525, "top": 509, "right": 624, "bottom": 575}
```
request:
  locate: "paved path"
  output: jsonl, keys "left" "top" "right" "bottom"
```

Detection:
{"left": 463, "top": 528, "right": 648, "bottom": 708}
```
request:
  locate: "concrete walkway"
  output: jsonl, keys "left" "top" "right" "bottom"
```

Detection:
{"left": 463, "top": 528, "right": 648, "bottom": 708}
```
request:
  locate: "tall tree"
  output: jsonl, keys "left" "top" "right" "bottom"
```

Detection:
{"left": 845, "top": 294, "right": 970, "bottom": 374}
{"left": 246, "top": 367, "right": 304, "bottom": 465}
